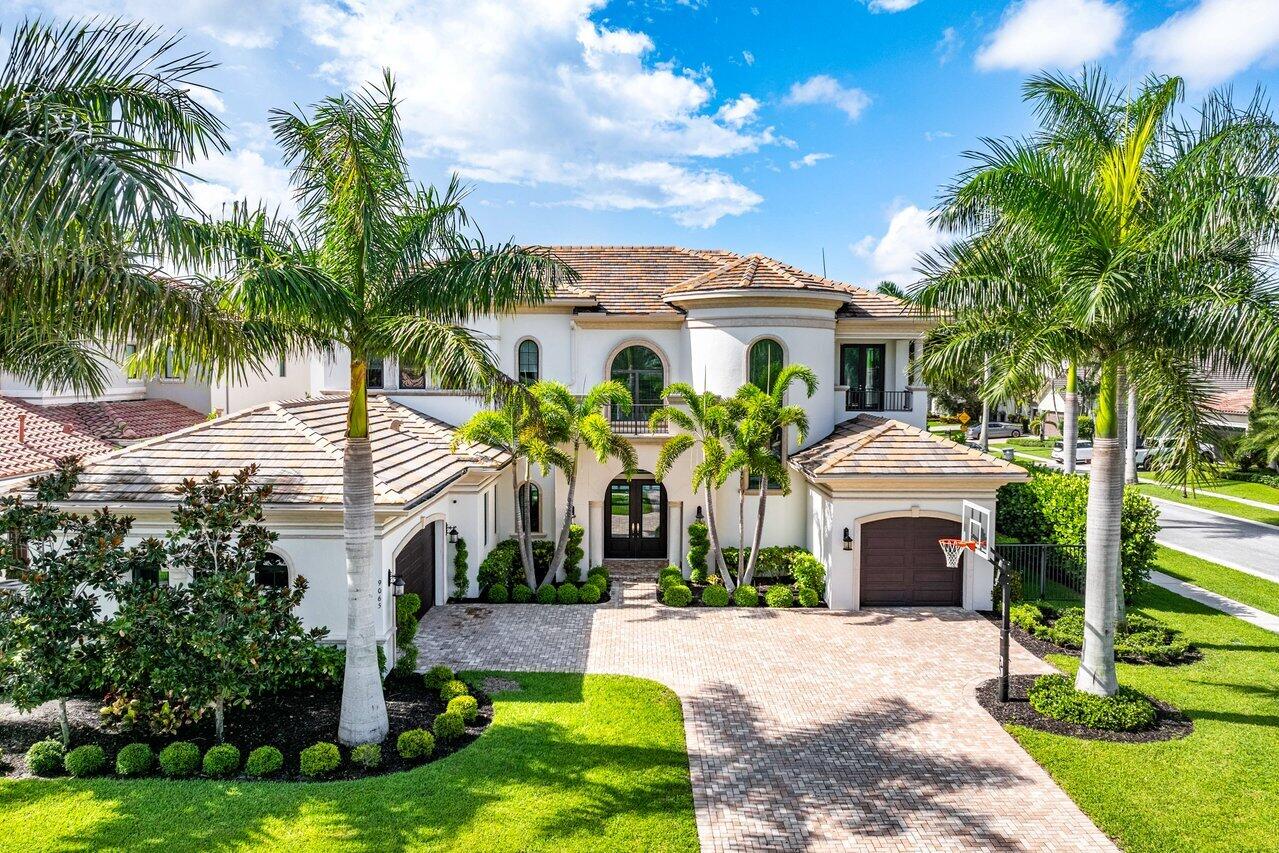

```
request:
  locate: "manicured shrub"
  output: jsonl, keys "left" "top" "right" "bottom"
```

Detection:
{"left": 663, "top": 584, "right": 693, "bottom": 607}
{"left": 1009, "top": 602, "right": 1046, "bottom": 634}
{"left": 486, "top": 583, "right": 509, "bottom": 603}
{"left": 733, "top": 585, "right": 759, "bottom": 607}
{"left": 720, "top": 546, "right": 809, "bottom": 579}
{"left": 765, "top": 585, "right": 793, "bottom": 608}
{"left": 202, "top": 743, "right": 240, "bottom": 778}
{"left": 448, "top": 695, "right": 479, "bottom": 723}
{"left": 440, "top": 679, "right": 470, "bottom": 702}
{"left": 433, "top": 710, "right": 465, "bottom": 741}
{"left": 797, "top": 586, "right": 820, "bottom": 608}
{"left": 535, "top": 583, "right": 557, "bottom": 604}
{"left": 244, "top": 746, "right": 283, "bottom": 778}
{"left": 351, "top": 743, "right": 381, "bottom": 770}
{"left": 115, "top": 742, "right": 155, "bottom": 777}
{"left": 25, "top": 739, "right": 65, "bottom": 777}
{"left": 511, "top": 583, "right": 535, "bottom": 603}
{"left": 299, "top": 742, "right": 341, "bottom": 778}
{"left": 556, "top": 583, "right": 580, "bottom": 605}
{"left": 423, "top": 665, "right": 454, "bottom": 690}
{"left": 587, "top": 567, "right": 609, "bottom": 588}
{"left": 451, "top": 535, "right": 469, "bottom": 599}
{"left": 1018, "top": 605, "right": 1193, "bottom": 664}
{"left": 397, "top": 728, "right": 435, "bottom": 762}
{"left": 1027, "top": 674, "right": 1157, "bottom": 732}
{"left": 477, "top": 539, "right": 520, "bottom": 591}
{"left": 578, "top": 582, "right": 602, "bottom": 604}
{"left": 658, "top": 567, "right": 683, "bottom": 589}
{"left": 64, "top": 744, "right": 106, "bottom": 778}
{"left": 565, "top": 524, "right": 586, "bottom": 580}
{"left": 791, "top": 553, "right": 826, "bottom": 593}
{"left": 701, "top": 585, "right": 730, "bottom": 607}
{"left": 158, "top": 741, "right": 201, "bottom": 778}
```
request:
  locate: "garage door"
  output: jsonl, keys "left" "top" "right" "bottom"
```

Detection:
{"left": 860, "top": 516, "right": 963, "bottom": 606}
{"left": 395, "top": 524, "right": 436, "bottom": 618}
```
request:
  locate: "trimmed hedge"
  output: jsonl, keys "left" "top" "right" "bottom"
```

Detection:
{"left": 658, "top": 567, "right": 684, "bottom": 589}
{"left": 64, "top": 744, "right": 106, "bottom": 778}
{"left": 511, "top": 583, "right": 535, "bottom": 603}
{"left": 25, "top": 739, "right": 64, "bottom": 777}
{"left": 299, "top": 742, "right": 341, "bottom": 778}
{"left": 486, "top": 583, "right": 510, "bottom": 603}
{"left": 245, "top": 746, "right": 284, "bottom": 778}
{"left": 578, "top": 582, "right": 602, "bottom": 604}
{"left": 115, "top": 743, "right": 155, "bottom": 777}
{"left": 733, "top": 585, "right": 759, "bottom": 607}
{"left": 397, "top": 728, "right": 435, "bottom": 762}
{"left": 202, "top": 744, "right": 240, "bottom": 778}
{"left": 433, "top": 710, "right": 466, "bottom": 741}
{"left": 448, "top": 694, "right": 479, "bottom": 723}
{"left": 687, "top": 521, "right": 709, "bottom": 581}
{"left": 663, "top": 584, "right": 693, "bottom": 607}
{"left": 351, "top": 743, "right": 381, "bottom": 769}
{"left": 158, "top": 741, "right": 201, "bottom": 778}
{"left": 764, "top": 585, "right": 793, "bottom": 608}
{"left": 1027, "top": 674, "right": 1157, "bottom": 731}
{"left": 721, "top": 545, "right": 808, "bottom": 579}
{"left": 797, "top": 586, "right": 820, "bottom": 608}
{"left": 536, "top": 584, "right": 557, "bottom": 604}
{"left": 587, "top": 567, "right": 610, "bottom": 588}
{"left": 1225, "top": 469, "right": 1279, "bottom": 489}
{"left": 1013, "top": 602, "right": 1194, "bottom": 664}
{"left": 440, "top": 679, "right": 470, "bottom": 702}
{"left": 423, "top": 665, "right": 454, "bottom": 690}
{"left": 701, "top": 585, "right": 730, "bottom": 607}
{"left": 790, "top": 553, "right": 825, "bottom": 594}
{"left": 556, "top": 584, "right": 580, "bottom": 605}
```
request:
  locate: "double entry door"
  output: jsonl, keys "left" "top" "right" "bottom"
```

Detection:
{"left": 604, "top": 478, "right": 667, "bottom": 559}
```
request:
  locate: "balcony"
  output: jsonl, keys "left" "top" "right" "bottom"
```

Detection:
{"left": 609, "top": 402, "right": 668, "bottom": 435}
{"left": 845, "top": 389, "right": 913, "bottom": 413}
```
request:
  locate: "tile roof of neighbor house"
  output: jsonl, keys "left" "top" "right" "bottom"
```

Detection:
{"left": 1209, "top": 387, "right": 1254, "bottom": 416}
{"left": 52, "top": 395, "right": 510, "bottom": 508}
{"left": 0, "top": 397, "right": 205, "bottom": 481}
{"left": 545, "top": 246, "right": 912, "bottom": 318}
{"left": 791, "top": 414, "right": 1028, "bottom": 480}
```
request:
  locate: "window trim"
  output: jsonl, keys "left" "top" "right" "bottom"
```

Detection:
{"left": 366, "top": 357, "right": 384, "bottom": 389}
{"left": 747, "top": 337, "right": 786, "bottom": 393}
{"left": 840, "top": 343, "right": 887, "bottom": 390}
{"left": 516, "top": 337, "right": 541, "bottom": 385}
{"left": 606, "top": 341, "right": 668, "bottom": 406}
{"left": 254, "top": 552, "right": 291, "bottom": 589}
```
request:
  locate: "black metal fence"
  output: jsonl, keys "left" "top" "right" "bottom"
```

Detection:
{"left": 609, "top": 403, "right": 666, "bottom": 435}
{"left": 845, "top": 389, "right": 913, "bottom": 412}
{"left": 998, "top": 543, "right": 1085, "bottom": 601}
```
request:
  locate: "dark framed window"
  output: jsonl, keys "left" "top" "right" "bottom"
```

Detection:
{"left": 123, "top": 343, "right": 141, "bottom": 381}
{"left": 610, "top": 345, "right": 664, "bottom": 405}
{"left": 521, "top": 482, "right": 542, "bottom": 533}
{"left": 162, "top": 348, "right": 181, "bottom": 380}
{"left": 255, "top": 553, "right": 289, "bottom": 588}
{"left": 277, "top": 355, "right": 287, "bottom": 378}
{"left": 518, "top": 340, "right": 540, "bottom": 385}
{"left": 749, "top": 339, "right": 784, "bottom": 392}
{"left": 366, "top": 357, "right": 384, "bottom": 389}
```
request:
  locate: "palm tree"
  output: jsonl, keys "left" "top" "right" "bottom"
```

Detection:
{"left": 1238, "top": 405, "right": 1279, "bottom": 468}
{"left": 650, "top": 385, "right": 733, "bottom": 588}
{"left": 915, "top": 69, "right": 1279, "bottom": 697}
{"left": 532, "top": 381, "right": 637, "bottom": 583}
{"left": 1062, "top": 363, "right": 1079, "bottom": 474}
{"left": 209, "top": 74, "right": 572, "bottom": 744}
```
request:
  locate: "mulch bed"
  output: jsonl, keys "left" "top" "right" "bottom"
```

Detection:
{"left": 457, "top": 588, "right": 613, "bottom": 606}
{"left": 979, "top": 610, "right": 1077, "bottom": 660}
{"left": 975, "top": 674, "right": 1193, "bottom": 743}
{"left": 0, "top": 674, "right": 491, "bottom": 781}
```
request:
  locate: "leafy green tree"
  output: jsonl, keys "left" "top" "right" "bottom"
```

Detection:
{"left": 1237, "top": 406, "right": 1279, "bottom": 468}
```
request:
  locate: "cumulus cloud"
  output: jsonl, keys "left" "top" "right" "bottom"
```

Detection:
{"left": 976, "top": 0, "right": 1125, "bottom": 72}
{"left": 851, "top": 202, "right": 950, "bottom": 284}
{"left": 1135, "top": 0, "right": 1279, "bottom": 88}
{"left": 923, "top": 130, "right": 953, "bottom": 142}
{"left": 789, "top": 152, "right": 832, "bottom": 169}
{"left": 185, "top": 149, "right": 297, "bottom": 218}
{"left": 37, "top": 0, "right": 302, "bottom": 48}
{"left": 863, "top": 0, "right": 924, "bottom": 11}
{"left": 742, "top": 50, "right": 755, "bottom": 65}
{"left": 935, "top": 26, "right": 961, "bottom": 65}
{"left": 783, "top": 75, "right": 871, "bottom": 120}
{"left": 717, "top": 94, "right": 760, "bottom": 128}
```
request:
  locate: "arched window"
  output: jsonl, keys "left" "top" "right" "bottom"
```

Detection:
{"left": 610, "top": 345, "right": 664, "bottom": 405}
{"left": 749, "top": 339, "right": 784, "bottom": 392}
{"left": 255, "top": 553, "right": 290, "bottom": 589}
{"left": 520, "top": 482, "right": 542, "bottom": 533}
{"left": 518, "top": 339, "right": 540, "bottom": 384}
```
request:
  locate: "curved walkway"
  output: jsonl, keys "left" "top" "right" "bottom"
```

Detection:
{"left": 415, "top": 581, "right": 1113, "bottom": 851}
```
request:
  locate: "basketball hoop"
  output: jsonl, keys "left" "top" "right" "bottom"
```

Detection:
{"left": 939, "top": 538, "right": 977, "bottom": 568}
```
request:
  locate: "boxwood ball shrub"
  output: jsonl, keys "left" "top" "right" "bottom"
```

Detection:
{"left": 511, "top": 583, "right": 535, "bottom": 603}
{"left": 433, "top": 709, "right": 466, "bottom": 741}
{"left": 440, "top": 678, "right": 470, "bottom": 702}
{"left": 588, "top": 567, "right": 609, "bottom": 587}
{"left": 486, "top": 583, "right": 509, "bottom": 603}
{"left": 245, "top": 745, "right": 284, "bottom": 778}
{"left": 797, "top": 586, "right": 820, "bottom": 608}
{"left": 658, "top": 567, "right": 683, "bottom": 588}
{"left": 663, "top": 583, "right": 693, "bottom": 607}
{"left": 701, "top": 585, "right": 729, "bottom": 607}
{"left": 556, "top": 583, "right": 580, "bottom": 605}
{"left": 765, "top": 585, "right": 793, "bottom": 608}
{"left": 351, "top": 743, "right": 382, "bottom": 770}
{"left": 423, "top": 665, "right": 454, "bottom": 690}
{"left": 448, "top": 694, "right": 479, "bottom": 723}
{"left": 733, "top": 585, "right": 759, "bottom": 607}
{"left": 158, "top": 741, "right": 201, "bottom": 778}
{"left": 115, "top": 743, "right": 155, "bottom": 777}
{"left": 1027, "top": 674, "right": 1157, "bottom": 732}
{"left": 299, "top": 742, "right": 341, "bottom": 778}
{"left": 64, "top": 744, "right": 107, "bottom": 778}
{"left": 578, "top": 582, "right": 602, "bottom": 604}
{"left": 536, "top": 583, "right": 557, "bottom": 604}
{"left": 25, "top": 739, "right": 65, "bottom": 777}
{"left": 790, "top": 553, "right": 826, "bottom": 594}
{"left": 202, "top": 744, "right": 241, "bottom": 778}
{"left": 397, "top": 728, "right": 435, "bottom": 762}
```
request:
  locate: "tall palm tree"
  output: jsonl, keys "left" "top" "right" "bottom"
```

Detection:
{"left": 532, "top": 380, "right": 637, "bottom": 583}
{"left": 916, "top": 69, "right": 1279, "bottom": 696}
{"left": 1062, "top": 363, "right": 1079, "bottom": 474}
{"left": 209, "top": 74, "right": 572, "bottom": 744}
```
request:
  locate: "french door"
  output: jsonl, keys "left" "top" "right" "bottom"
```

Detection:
{"left": 841, "top": 344, "right": 886, "bottom": 411}
{"left": 604, "top": 479, "right": 667, "bottom": 559}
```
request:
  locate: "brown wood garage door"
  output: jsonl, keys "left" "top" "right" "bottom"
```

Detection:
{"left": 395, "top": 523, "right": 436, "bottom": 618}
{"left": 860, "top": 516, "right": 963, "bottom": 606}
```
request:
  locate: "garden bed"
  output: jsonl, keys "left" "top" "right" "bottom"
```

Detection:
{"left": 0, "top": 672, "right": 492, "bottom": 781}
{"left": 658, "top": 578, "right": 829, "bottom": 608}
{"left": 975, "top": 674, "right": 1192, "bottom": 743}
{"left": 1002, "top": 602, "right": 1201, "bottom": 665}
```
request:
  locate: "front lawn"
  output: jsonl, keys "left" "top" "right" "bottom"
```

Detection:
{"left": 1154, "top": 546, "right": 1279, "bottom": 617}
{"left": 1192, "top": 476, "right": 1279, "bottom": 506}
{"left": 1007, "top": 583, "right": 1279, "bottom": 852}
{"left": 1136, "top": 482, "right": 1279, "bottom": 526}
{"left": 0, "top": 673, "right": 698, "bottom": 852}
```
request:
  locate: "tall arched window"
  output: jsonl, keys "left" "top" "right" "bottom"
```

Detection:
{"left": 518, "top": 339, "right": 540, "bottom": 384}
{"left": 749, "top": 339, "right": 784, "bottom": 392}
{"left": 520, "top": 482, "right": 542, "bottom": 533}
{"left": 255, "top": 553, "right": 290, "bottom": 589}
{"left": 610, "top": 345, "right": 664, "bottom": 406}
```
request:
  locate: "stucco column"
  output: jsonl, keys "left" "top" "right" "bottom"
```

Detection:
{"left": 667, "top": 501, "right": 683, "bottom": 571}
{"left": 433, "top": 520, "right": 448, "bottom": 606}
{"left": 589, "top": 500, "right": 604, "bottom": 567}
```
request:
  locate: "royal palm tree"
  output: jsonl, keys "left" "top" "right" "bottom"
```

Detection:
{"left": 209, "top": 74, "right": 572, "bottom": 744}
{"left": 916, "top": 69, "right": 1279, "bottom": 696}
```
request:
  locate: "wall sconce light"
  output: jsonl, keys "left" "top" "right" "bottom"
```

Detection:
{"left": 389, "top": 570, "right": 406, "bottom": 597}
{"left": 842, "top": 528, "right": 853, "bottom": 551}
{"left": 569, "top": 505, "right": 576, "bottom": 519}
{"left": 446, "top": 524, "right": 458, "bottom": 544}
{"left": 695, "top": 505, "right": 704, "bottom": 522}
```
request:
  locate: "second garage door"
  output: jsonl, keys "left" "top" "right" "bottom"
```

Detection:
{"left": 860, "top": 516, "right": 963, "bottom": 606}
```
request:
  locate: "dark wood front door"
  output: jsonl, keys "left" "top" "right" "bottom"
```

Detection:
{"left": 860, "top": 516, "right": 962, "bottom": 606}
{"left": 604, "top": 478, "right": 667, "bottom": 559}
{"left": 395, "top": 523, "right": 436, "bottom": 617}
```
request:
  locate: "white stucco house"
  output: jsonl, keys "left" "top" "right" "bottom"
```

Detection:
{"left": 34, "top": 246, "right": 1025, "bottom": 651}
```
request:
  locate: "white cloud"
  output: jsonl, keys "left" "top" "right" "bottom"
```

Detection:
{"left": 186, "top": 149, "right": 296, "bottom": 219}
{"left": 852, "top": 202, "right": 950, "bottom": 284}
{"left": 976, "top": 0, "right": 1125, "bottom": 72}
{"left": 789, "top": 152, "right": 832, "bottom": 169}
{"left": 935, "top": 26, "right": 961, "bottom": 65}
{"left": 923, "top": 130, "right": 954, "bottom": 142}
{"left": 716, "top": 94, "right": 760, "bottom": 127}
{"left": 783, "top": 75, "right": 871, "bottom": 120}
{"left": 742, "top": 50, "right": 755, "bottom": 66}
{"left": 863, "top": 0, "right": 924, "bottom": 11}
{"left": 37, "top": 0, "right": 302, "bottom": 48}
{"left": 1135, "top": 0, "right": 1279, "bottom": 88}
{"left": 187, "top": 86, "right": 227, "bottom": 114}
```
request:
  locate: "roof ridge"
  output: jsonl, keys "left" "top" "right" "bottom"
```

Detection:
{"left": 283, "top": 398, "right": 405, "bottom": 502}
{"left": 56, "top": 403, "right": 257, "bottom": 468}
{"left": 813, "top": 417, "right": 897, "bottom": 474}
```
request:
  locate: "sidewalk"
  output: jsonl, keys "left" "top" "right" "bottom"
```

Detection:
{"left": 1151, "top": 571, "right": 1279, "bottom": 635}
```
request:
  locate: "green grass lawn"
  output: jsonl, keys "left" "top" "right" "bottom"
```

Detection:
{"left": 0, "top": 673, "right": 697, "bottom": 852}
{"left": 1154, "top": 546, "right": 1279, "bottom": 617}
{"left": 1190, "top": 476, "right": 1279, "bottom": 506}
{"left": 993, "top": 440, "right": 1053, "bottom": 459}
{"left": 1008, "top": 582, "right": 1279, "bottom": 852}
{"left": 1136, "top": 482, "right": 1279, "bottom": 526}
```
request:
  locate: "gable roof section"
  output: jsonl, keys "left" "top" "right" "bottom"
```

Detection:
{"left": 53, "top": 395, "right": 509, "bottom": 508}
{"left": 1209, "top": 387, "right": 1254, "bottom": 416}
{"left": 791, "top": 414, "right": 1027, "bottom": 481}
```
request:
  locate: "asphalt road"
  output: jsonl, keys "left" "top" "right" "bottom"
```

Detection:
{"left": 1152, "top": 498, "right": 1279, "bottom": 583}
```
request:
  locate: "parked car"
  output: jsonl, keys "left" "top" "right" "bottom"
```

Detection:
{"left": 965, "top": 421, "right": 1023, "bottom": 440}
{"left": 1137, "top": 437, "right": 1220, "bottom": 469}
{"left": 1052, "top": 440, "right": 1093, "bottom": 464}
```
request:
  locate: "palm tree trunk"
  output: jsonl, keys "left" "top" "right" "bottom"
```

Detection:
{"left": 58, "top": 698, "right": 70, "bottom": 747}
{"left": 704, "top": 483, "right": 734, "bottom": 592}
{"left": 514, "top": 461, "right": 538, "bottom": 589}
{"left": 1076, "top": 359, "right": 1120, "bottom": 698}
{"left": 1124, "top": 382, "right": 1139, "bottom": 485}
{"left": 1114, "top": 371, "right": 1130, "bottom": 627}
{"left": 338, "top": 360, "right": 390, "bottom": 745}
{"left": 736, "top": 472, "right": 746, "bottom": 582}
{"left": 548, "top": 443, "right": 579, "bottom": 583}
{"left": 741, "top": 485, "right": 768, "bottom": 587}
{"left": 1063, "top": 363, "right": 1078, "bottom": 475}
{"left": 979, "top": 360, "right": 991, "bottom": 452}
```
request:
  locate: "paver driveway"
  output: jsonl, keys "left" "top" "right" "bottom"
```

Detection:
{"left": 415, "top": 579, "right": 1114, "bottom": 852}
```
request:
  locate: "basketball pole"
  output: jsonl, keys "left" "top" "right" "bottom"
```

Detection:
{"left": 997, "top": 548, "right": 1011, "bottom": 703}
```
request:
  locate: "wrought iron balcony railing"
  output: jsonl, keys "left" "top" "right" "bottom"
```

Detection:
{"left": 609, "top": 403, "right": 667, "bottom": 435}
{"left": 845, "top": 389, "right": 913, "bottom": 412}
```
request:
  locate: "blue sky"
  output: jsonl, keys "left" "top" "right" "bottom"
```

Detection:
{"left": 7, "top": 0, "right": 1279, "bottom": 285}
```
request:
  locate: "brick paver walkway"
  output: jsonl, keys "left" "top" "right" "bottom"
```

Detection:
{"left": 415, "top": 578, "right": 1115, "bottom": 851}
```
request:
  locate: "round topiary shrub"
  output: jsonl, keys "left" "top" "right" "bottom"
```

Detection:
{"left": 396, "top": 728, "right": 435, "bottom": 762}
{"left": 689, "top": 567, "right": 708, "bottom": 584}
{"left": 658, "top": 567, "right": 683, "bottom": 589}
{"left": 440, "top": 679, "right": 470, "bottom": 702}
{"left": 511, "top": 583, "right": 535, "bottom": 603}
{"left": 1027, "top": 674, "right": 1158, "bottom": 732}
{"left": 433, "top": 710, "right": 466, "bottom": 742}
{"left": 797, "top": 586, "right": 820, "bottom": 608}
{"left": 25, "top": 739, "right": 65, "bottom": 777}
{"left": 578, "top": 582, "right": 602, "bottom": 604}
{"left": 701, "top": 585, "right": 729, "bottom": 607}
{"left": 423, "top": 665, "right": 454, "bottom": 690}
{"left": 535, "top": 583, "right": 557, "bottom": 604}
{"left": 556, "top": 583, "right": 580, "bottom": 604}
{"left": 351, "top": 743, "right": 381, "bottom": 770}
{"left": 158, "top": 741, "right": 201, "bottom": 778}
{"left": 486, "top": 583, "right": 509, "bottom": 603}
{"left": 245, "top": 745, "right": 284, "bottom": 778}
{"left": 64, "top": 744, "right": 106, "bottom": 778}
{"left": 733, "top": 585, "right": 759, "bottom": 607}
{"left": 447, "top": 694, "right": 479, "bottom": 723}
{"left": 588, "top": 567, "right": 609, "bottom": 588}
{"left": 299, "top": 742, "right": 341, "bottom": 778}
{"left": 202, "top": 744, "right": 241, "bottom": 778}
{"left": 115, "top": 742, "right": 155, "bottom": 777}
{"left": 765, "top": 585, "right": 793, "bottom": 608}
{"left": 663, "top": 583, "right": 693, "bottom": 607}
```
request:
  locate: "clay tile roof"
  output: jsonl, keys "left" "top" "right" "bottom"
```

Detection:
{"left": 546, "top": 246, "right": 738, "bottom": 315}
{"left": 790, "top": 414, "right": 1027, "bottom": 480}
{"left": 51, "top": 395, "right": 509, "bottom": 508}
{"left": 1209, "top": 387, "right": 1254, "bottom": 416}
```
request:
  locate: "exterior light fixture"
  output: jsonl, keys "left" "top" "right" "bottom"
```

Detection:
{"left": 695, "top": 505, "right": 704, "bottom": 522}
{"left": 446, "top": 524, "right": 458, "bottom": 544}
{"left": 390, "top": 572, "right": 406, "bottom": 597}
{"left": 842, "top": 528, "right": 853, "bottom": 551}
{"left": 569, "top": 505, "right": 576, "bottom": 519}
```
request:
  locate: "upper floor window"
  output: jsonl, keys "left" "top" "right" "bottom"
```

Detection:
{"left": 366, "top": 357, "right": 384, "bottom": 389}
{"left": 277, "top": 355, "right": 287, "bottom": 378}
{"left": 520, "top": 482, "right": 542, "bottom": 533}
{"left": 399, "top": 361, "right": 426, "bottom": 390}
{"left": 162, "top": 349, "right": 181, "bottom": 380}
{"left": 610, "top": 345, "right": 664, "bottom": 405}
{"left": 255, "top": 552, "right": 290, "bottom": 589}
{"left": 518, "top": 339, "right": 540, "bottom": 385}
{"left": 749, "top": 339, "right": 784, "bottom": 393}
{"left": 122, "top": 343, "right": 142, "bottom": 382}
